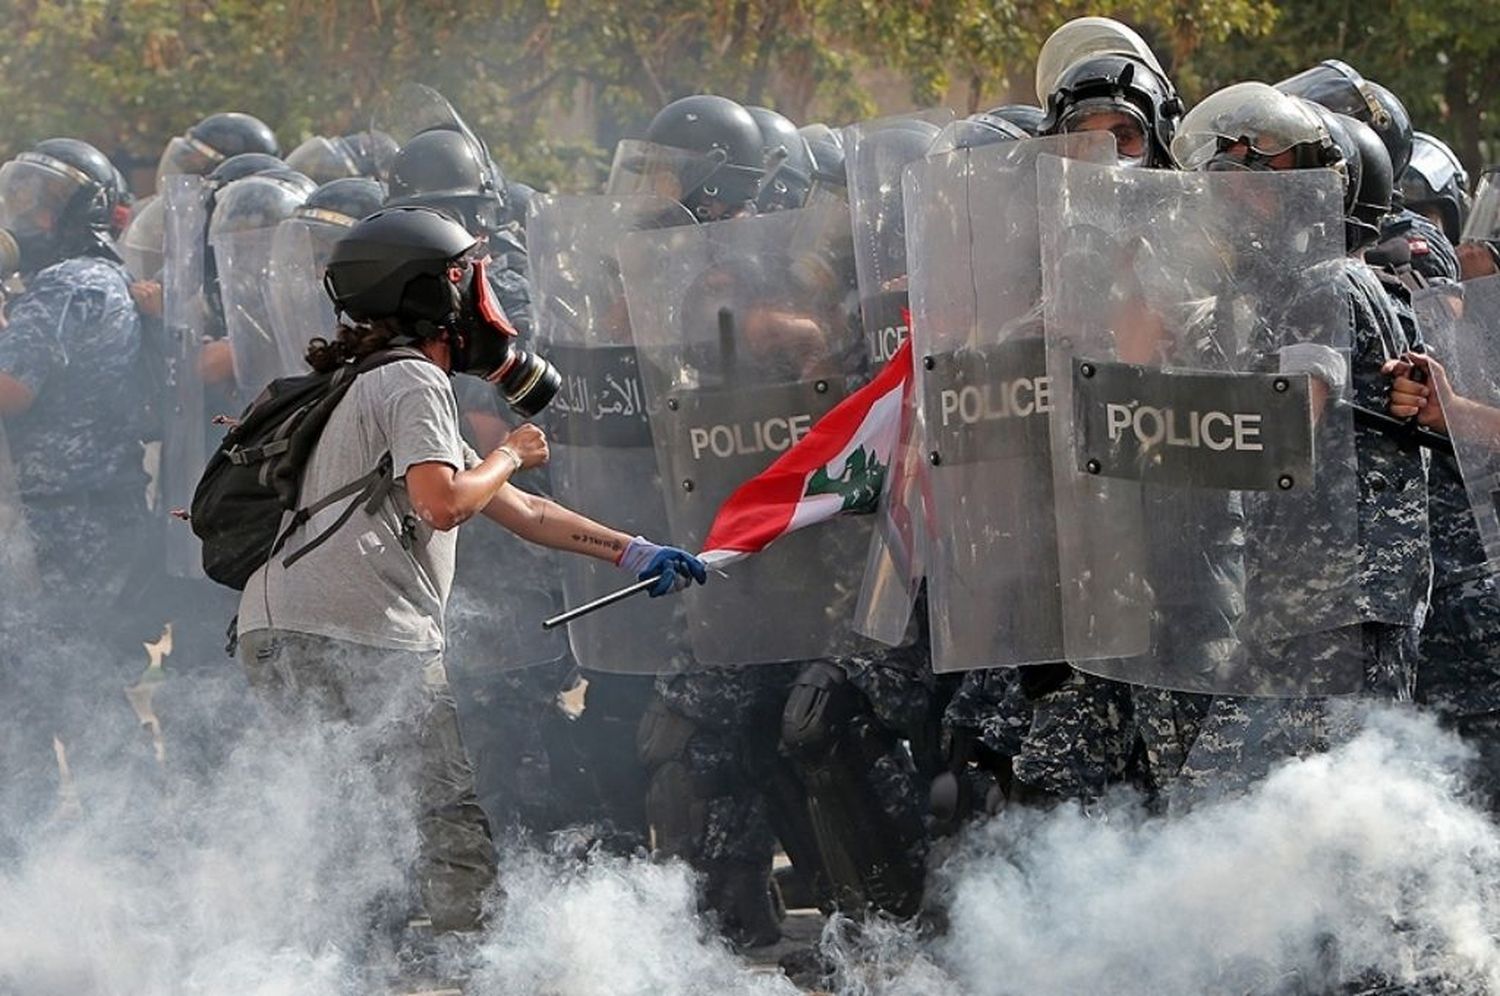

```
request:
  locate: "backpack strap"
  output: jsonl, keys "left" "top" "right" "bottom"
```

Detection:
{"left": 265, "top": 346, "right": 437, "bottom": 570}
{"left": 274, "top": 452, "right": 395, "bottom": 569}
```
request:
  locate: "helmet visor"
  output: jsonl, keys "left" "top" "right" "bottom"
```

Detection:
{"left": 119, "top": 194, "right": 165, "bottom": 279}
{"left": 0, "top": 155, "right": 85, "bottom": 240}
{"left": 286, "top": 136, "right": 358, "bottom": 184}
{"left": 1057, "top": 98, "right": 1151, "bottom": 162}
{"left": 1464, "top": 170, "right": 1500, "bottom": 242}
{"left": 1276, "top": 61, "right": 1388, "bottom": 128}
{"left": 1405, "top": 135, "right": 1463, "bottom": 196}
{"left": 1172, "top": 83, "right": 1327, "bottom": 171}
{"left": 155, "top": 134, "right": 223, "bottom": 188}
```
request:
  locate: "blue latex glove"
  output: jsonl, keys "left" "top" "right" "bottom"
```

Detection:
{"left": 618, "top": 536, "right": 709, "bottom": 597}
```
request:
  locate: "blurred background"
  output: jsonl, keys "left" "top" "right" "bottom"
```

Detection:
{"left": 0, "top": 0, "right": 1495, "bottom": 200}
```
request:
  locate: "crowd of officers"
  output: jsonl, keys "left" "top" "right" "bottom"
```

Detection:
{"left": 2, "top": 14, "right": 1500, "bottom": 991}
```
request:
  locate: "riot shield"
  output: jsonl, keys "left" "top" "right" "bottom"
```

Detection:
{"left": 1414, "top": 274, "right": 1500, "bottom": 573}
{"left": 0, "top": 418, "right": 39, "bottom": 610}
{"left": 160, "top": 174, "right": 210, "bottom": 579}
{"left": 1040, "top": 157, "right": 1363, "bottom": 695}
{"left": 265, "top": 217, "right": 338, "bottom": 376}
{"left": 530, "top": 193, "right": 697, "bottom": 674}
{"left": 843, "top": 111, "right": 952, "bottom": 370}
{"left": 445, "top": 373, "right": 572, "bottom": 674}
{"left": 619, "top": 203, "right": 881, "bottom": 666}
{"left": 867, "top": 133, "right": 1115, "bottom": 670}
{"left": 606, "top": 140, "right": 731, "bottom": 215}
{"left": 211, "top": 226, "right": 285, "bottom": 398}
{"left": 119, "top": 194, "right": 164, "bottom": 280}
{"left": 1464, "top": 166, "right": 1500, "bottom": 242}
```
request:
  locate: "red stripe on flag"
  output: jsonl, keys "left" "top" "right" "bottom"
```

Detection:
{"left": 702, "top": 337, "right": 914, "bottom": 556}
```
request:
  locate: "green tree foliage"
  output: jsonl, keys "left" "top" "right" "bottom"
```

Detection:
{"left": 0, "top": 0, "right": 1492, "bottom": 192}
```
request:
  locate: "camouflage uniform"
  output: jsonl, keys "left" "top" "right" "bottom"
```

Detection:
{"left": 1417, "top": 450, "right": 1500, "bottom": 807}
{"left": 0, "top": 253, "right": 155, "bottom": 833}
{"left": 1178, "top": 260, "right": 1432, "bottom": 805}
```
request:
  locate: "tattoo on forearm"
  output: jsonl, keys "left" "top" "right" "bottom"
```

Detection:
{"left": 571, "top": 531, "right": 624, "bottom": 554}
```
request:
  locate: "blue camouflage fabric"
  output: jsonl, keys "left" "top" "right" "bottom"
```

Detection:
{"left": 1345, "top": 259, "right": 1431, "bottom": 641}
{"left": 1010, "top": 669, "right": 1135, "bottom": 803}
{"left": 0, "top": 254, "right": 151, "bottom": 609}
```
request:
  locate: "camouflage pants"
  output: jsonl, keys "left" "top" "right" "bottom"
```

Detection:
{"left": 1174, "top": 622, "right": 1416, "bottom": 810}
{"left": 1418, "top": 576, "right": 1500, "bottom": 810}
{"left": 239, "top": 629, "right": 497, "bottom": 933}
{"left": 1011, "top": 669, "right": 1135, "bottom": 803}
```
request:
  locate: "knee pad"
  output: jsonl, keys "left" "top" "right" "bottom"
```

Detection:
{"left": 782, "top": 661, "right": 858, "bottom": 756}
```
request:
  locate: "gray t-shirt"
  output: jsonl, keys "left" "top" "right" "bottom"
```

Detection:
{"left": 238, "top": 358, "right": 479, "bottom": 652}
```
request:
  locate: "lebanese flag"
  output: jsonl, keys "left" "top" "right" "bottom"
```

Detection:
{"left": 700, "top": 337, "right": 914, "bottom": 567}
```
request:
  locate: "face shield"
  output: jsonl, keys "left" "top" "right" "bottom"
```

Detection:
{"left": 0, "top": 153, "right": 92, "bottom": 273}
{"left": 155, "top": 134, "right": 225, "bottom": 189}
{"left": 1034, "top": 17, "right": 1167, "bottom": 106}
{"left": 1057, "top": 98, "right": 1151, "bottom": 165}
{"left": 1172, "top": 83, "right": 1329, "bottom": 173}
{"left": 1465, "top": 169, "right": 1500, "bottom": 242}
{"left": 285, "top": 136, "right": 360, "bottom": 185}
{"left": 119, "top": 193, "right": 166, "bottom": 279}
{"left": 1276, "top": 60, "right": 1389, "bottom": 129}
{"left": 1404, "top": 135, "right": 1464, "bottom": 200}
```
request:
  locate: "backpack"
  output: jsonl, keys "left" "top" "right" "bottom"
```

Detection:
{"left": 190, "top": 347, "right": 426, "bottom": 589}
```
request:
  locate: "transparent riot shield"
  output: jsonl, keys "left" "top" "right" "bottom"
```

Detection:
{"left": 212, "top": 226, "right": 285, "bottom": 398}
{"left": 866, "top": 133, "right": 1115, "bottom": 670}
{"left": 619, "top": 203, "right": 881, "bottom": 666}
{"left": 606, "top": 141, "right": 728, "bottom": 214}
{"left": 265, "top": 218, "right": 337, "bottom": 377}
{"left": 445, "top": 373, "right": 572, "bottom": 674}
{"left": 843, "top": 110, "right": 953, "bottom": 370}
{"left": 1040, "top": 157, "right": 1363, "bottom": 695}
{"left": 1464, "top": 166, "right": 1500, "bottom": 242}
{"left": 529, "top": 192, "right": 696, "bottom": 674}
{"left": 160, "top": 174, "right": 210, "bottom": 579}
{"left": 1415, "top": 274, "right": 1500, "bottom": 572}
{"left": 0, "top": 418, "right": 39, "bottom": 610}
{"left": 120, "top": 194, "right": 164, "bottom": 281}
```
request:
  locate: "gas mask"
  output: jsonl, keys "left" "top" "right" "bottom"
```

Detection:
{"left": 449, "top": 254, "right": 561, "bottom": 416}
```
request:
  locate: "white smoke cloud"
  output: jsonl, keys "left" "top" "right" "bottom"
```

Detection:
{"left": 823, "top": 706, "right": 1500, "bottom": 996}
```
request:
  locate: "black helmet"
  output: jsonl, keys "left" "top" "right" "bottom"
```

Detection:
{"left": 385, "top": 128, "right": 506, "bottom": 235}
{"left": 1336, "top": 112, "right": 1393, "bottom": 251}
{"left": 1040, "top": 53, "right": 1182, "bottom": 167}
{"left": 746, "top": 106, "right": 814, "bottom": 212}
{"left": 298, "top": 177, "right": 385, "bottom": 229}
{"left": 1296, "top": 102, "right": 1364, "bottom": 220}
{"left": 645, "top": 95, "right": 766, "bottom": 220}
{"left": 207, "top": 152, "right": 289, "bottom": 188}
{"left": 502, "top": 178, "right": 536, "bottom": 229}
{"left": 324, "top": 205, "right": 560, "bottom": 411}
{"left": 0, "top": 137, "right": 121, "bottom": 275}
{"left": 929, "top": 111, "right": 1031, "bottom": 154}
{"left": 156, "top": 111, "right": 279, "bottom": 188}
{"left": 797, "top": 123, "right": 846, "bottom": 191}
{"left": 286, "top": 130, "right": 398, "bottom": 184}
{"left": 1401, "top": 132, "right": 1469, "bottom": 244}
{"left": 985, "top": 104, "right": 1047, "bottom": 137}
{"left": 324, "top": 206, "right": 477, "bottom": 325}
{"left": 208, "top": 170, "right": 316, "bottom": 240}
{"left": 1274, "top": 60, "right": 1412, "bottom": 179}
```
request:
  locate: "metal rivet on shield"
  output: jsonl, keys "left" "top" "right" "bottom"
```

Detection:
{"left": 923, "top": 355, "right": 936, "bottom": 370}
{"left": 1086, "top": 459, "right": 1102, "bottom": 475}
{"left": 1080, "top": 363, "right": 1095, "bottom": 378}
{"left": 1273, "top": 378, "right": 1289, "bottom": 393}
{"left": 666, "top": 398, "right": 679, "bottom": 411}
{"left": 682, "top": 479, "right": 695, "bottom": 492}
{"left": 928, "top": 451, "right": 943, "bottom": 466}
{"left": 815, "top": 380, "right": 829, "bottom": 394}
{"left": 1278, "top": 475, "right": 1295, "bottom": 490}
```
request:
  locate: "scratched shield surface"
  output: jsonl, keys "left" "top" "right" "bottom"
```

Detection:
{"left": 1040, "top": 158, "right": 1362, "bottom": 695}
{"left": 528, "top": 193, "right": 700, "bottom": 674}
{"left": 619, "top": 202, "right": 884, "bottom": 667}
